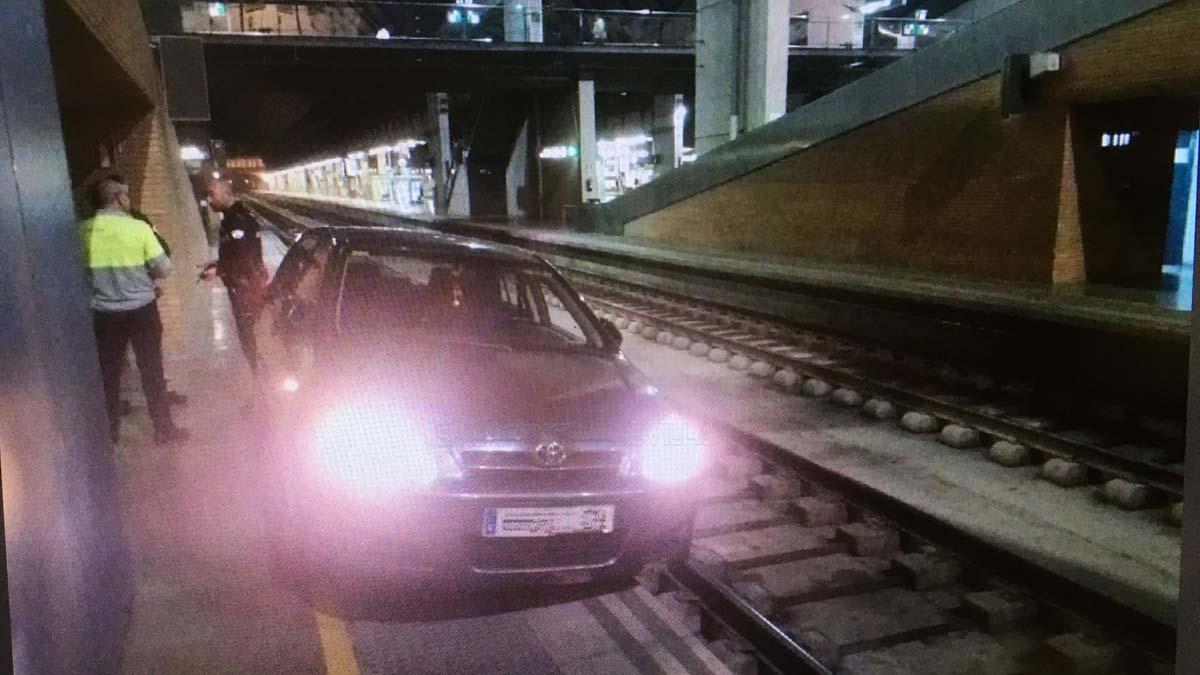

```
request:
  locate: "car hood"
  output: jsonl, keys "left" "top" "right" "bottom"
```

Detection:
{"left": 317, "top": 344, "right": 660, "bottom": 444}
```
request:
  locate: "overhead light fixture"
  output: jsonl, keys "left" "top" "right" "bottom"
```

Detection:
{"left": 860, "top": 0, "right": 902, "bottom": 15}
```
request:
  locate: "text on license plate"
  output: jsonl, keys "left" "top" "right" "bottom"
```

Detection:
{"left": 483, "top": 505, "right": 615, "bottom": 537}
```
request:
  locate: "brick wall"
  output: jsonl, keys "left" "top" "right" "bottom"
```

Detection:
{"left": 625, "top": 0, "right": 1200, "bottom": 285}
{"left": 57, "top": 0, "right": 206, "bottom": 270}
{"left": 63, "top": 0, "right": 156, "bottom": 100}
{"left": 627, "top": 76, "right": 1068, "bottom": 284}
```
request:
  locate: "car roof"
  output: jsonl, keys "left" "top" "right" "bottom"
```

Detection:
{"left": 306, "top": 225, "right": 546, "bottom": 267}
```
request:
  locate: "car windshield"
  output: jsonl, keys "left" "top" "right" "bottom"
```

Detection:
{"left": 336, "top": 250, "right": 603, "bottom": 351}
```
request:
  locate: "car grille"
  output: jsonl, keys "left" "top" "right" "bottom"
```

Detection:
{"left": 455, "top": 441, "right": 629, "bottom": 493}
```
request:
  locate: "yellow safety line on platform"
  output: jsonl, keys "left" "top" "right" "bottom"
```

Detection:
{"left": 316, "top": 611, "right": 361, "bottom": 675}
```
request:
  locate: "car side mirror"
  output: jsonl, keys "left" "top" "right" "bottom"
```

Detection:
{"left": 600, "top": 318, "right": 623, "bottom": 352}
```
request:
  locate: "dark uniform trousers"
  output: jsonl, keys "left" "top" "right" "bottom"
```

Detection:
{"left": 226, "top": 281, "right": 265, "bottom": 372}
{"left": 93, "top": 300, "right": 174, "bottom": 435}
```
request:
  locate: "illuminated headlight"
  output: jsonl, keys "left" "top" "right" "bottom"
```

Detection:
{"left": 313, "top": 401, "right": 459, "bottom": 501}
{"left": 637, "top": 414, "right": 708, "bottom": 484}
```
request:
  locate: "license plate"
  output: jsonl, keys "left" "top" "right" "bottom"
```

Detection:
{"left": 483, "top": 505, "right": 615, "bottom": 537}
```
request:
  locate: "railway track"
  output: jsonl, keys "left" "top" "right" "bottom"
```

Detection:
{"left": 247, "top": 197, "right": 1178, "bottom": 673}
{"left": 659, "top": 429, "right": 1174, "bottom": 674}
{"left": 567, "top": 274, "right": 1186, "bottom": 518}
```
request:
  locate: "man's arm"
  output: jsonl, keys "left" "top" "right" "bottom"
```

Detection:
{"left": 142, "top": 224, "right": 174, "bottom": 280}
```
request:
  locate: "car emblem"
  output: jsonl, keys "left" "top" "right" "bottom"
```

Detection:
{"left": 533, "top": 441, "right": 570, "bottom": 467}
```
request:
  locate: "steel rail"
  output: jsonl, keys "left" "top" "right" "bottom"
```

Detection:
{"left": 588, "top": 294, "right": 1185, "bottom": 498}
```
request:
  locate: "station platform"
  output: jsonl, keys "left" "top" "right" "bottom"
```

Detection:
{"left": 113, "top": 228, "right": 735, "bottom": 673}
{"left": 255, "top": 192, "right": 1190, "bottom": 342}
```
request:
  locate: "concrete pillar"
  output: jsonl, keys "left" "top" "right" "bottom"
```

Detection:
{"left": 695, "top": 0, "right": 789, "bottom": 155}
{"left": 695, "top": 0, "right": 738, "bottom": 156}
{"left": 1183, "top": 169, "right": 1200, "bottom": 673}
{"left": 506, "top": 118, "right": 530, "bottom": 218}
{"left": 0, "top": 0, "right": 132, "bottom": 671}
{"left": 578, "top": 79, "right": 601, "bottom": 202}
{"left": 652, "top": 93, "right": 684, "bottom": 176}
{"left": 504, "top": 0, "right": 543, "bottom": 42}
{"left": 743, "top": 0, "right": 789, "bottom": 130}
{"left": 425, "top": 92, "right": 452, "bottom": 215}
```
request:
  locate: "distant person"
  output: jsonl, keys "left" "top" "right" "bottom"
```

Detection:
{"left": 199, "top": 178, "right": 269, "bottom": 372}
{"left": 80, "top": 175, "right": 189, "bottom": 445}
{"left": 591, "top": 16, "right": 607, "bottom": 43}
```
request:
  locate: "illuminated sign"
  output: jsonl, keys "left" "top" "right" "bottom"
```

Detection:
{"left": 226, "top": 157, "right": 265, "bottom": 169}
{"left": 539, "top": 145, "right": 578, "bottom": 160}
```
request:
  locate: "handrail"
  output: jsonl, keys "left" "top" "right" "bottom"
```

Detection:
{"left": 167, "top": 2, "right": 965, "bottom": 52}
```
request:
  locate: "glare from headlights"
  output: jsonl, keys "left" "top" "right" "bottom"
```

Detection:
{"left": 313, "top": 401, "right": 440, "bottom": 500}
{"left": 640, "top": 414, "right": 707, "bottom": 484}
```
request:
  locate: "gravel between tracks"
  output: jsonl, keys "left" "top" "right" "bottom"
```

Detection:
{"left": 618, "top": 335, "right": 1181, "bottom": 628}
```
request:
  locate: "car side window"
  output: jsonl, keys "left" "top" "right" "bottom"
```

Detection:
{"left": 270, "top": 234, "right": 322, "bottom": 300}
{"left": 254, "top": 234, "right": 332, "bottom": 388}
{"left": 535, "top": 281, "right": 588, "bottom": 344}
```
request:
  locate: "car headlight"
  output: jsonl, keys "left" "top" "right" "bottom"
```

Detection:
{"left": 313, "top": 401, "right": 458, "bottom": 501}
{"left": 637, "top": 414, "right": 707, "bottom": 484}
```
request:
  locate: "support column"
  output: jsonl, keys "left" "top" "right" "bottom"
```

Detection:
{"left": 504, "top": 0, "right": 542, "bottom": 42}
{"left": 743, "top": 0, "right": 789, "bottom": 130}
{"left": 425, "top": 92, "right": 452, "bottom": 215}
{"left": 652, "top": 93, "right": 685, "bottom": 176}
{"left": 578, "top": 79, "right": 600, "bottom": 203}
{"left": 1183, "top": 145, "right": 1200, "bottom": 675}
{"left": 0, "top": 0, "right": 131, "bottom": 671}
{"left": 695, "top": 0, "right": 789, "bottom": 156}
{"left": 694, "top": 0, "right": 737, "bottom": 156}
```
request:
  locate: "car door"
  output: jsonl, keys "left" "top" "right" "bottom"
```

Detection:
{"left": 254, "top": 232, "right": 335, "bottom": 397}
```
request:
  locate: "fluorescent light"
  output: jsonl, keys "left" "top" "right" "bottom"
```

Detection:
{"left": 539, "top": 145, "right": 572, "bottom": 159}
{"left": 180, "top": 145, "right": 206, "bottom": 161}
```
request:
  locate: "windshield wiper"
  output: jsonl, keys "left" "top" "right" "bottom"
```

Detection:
{"left": 444, "top": 338, "right": 513, "bottom": 352}
{"left": 504, "top": 343, "right": 608, "bottom": 357}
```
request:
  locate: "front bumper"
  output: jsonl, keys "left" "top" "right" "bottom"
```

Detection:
{"left": 271, "top": 482, "right": 696, "bottom": 586}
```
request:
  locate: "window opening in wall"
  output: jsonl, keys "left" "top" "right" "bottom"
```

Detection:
{"left": 1101, "top": 131, "right": 1135, "bottom": 148}
{"left": 1163, "top": 129, "right": 1197, "bottom": 308}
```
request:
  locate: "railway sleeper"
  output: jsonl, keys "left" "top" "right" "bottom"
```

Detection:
{"left": 705, "top": 637, "right": 759, "bottom": 675}
{"left": 892, "top": 550, "right": 964, "bottom": 590}
{"left": 961, "top": 589, "right": 1039, "bottom": 633}
{"left": 862, "top": 398, "right": 898, "bottom": 420}
{"left": 749, "top": 474, "right": 810, "bottom": 501}
{"left": 691, "top": 524, "right": 848, "bottom": 577}
{"left": 742, "top": 554, "right": 896, "bottom": 612}
{"left": 785, "top": 588, "right": 964, "bottom": 670}
{"left": 693, "top": 499, "right": 794, "bottom": 539}
{"left": 788, "top": 497, "right": 849, "bottom": 527}
{"left": 1040, "top": 632, "right": 1129, "bottom": 675}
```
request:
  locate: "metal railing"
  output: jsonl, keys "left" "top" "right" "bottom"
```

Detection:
{"left": 171, "top": 3, "right": 965, "bottom": 51}
{"left": 788, "top": 15, "right": 966, "bottom": 50}
{"left": 178, "top": 2, "right": 695, "bottom": 47}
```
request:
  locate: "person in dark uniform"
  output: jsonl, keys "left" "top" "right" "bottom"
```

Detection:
{"left": 199, "top": 178, "right": 269, "bottom": 372}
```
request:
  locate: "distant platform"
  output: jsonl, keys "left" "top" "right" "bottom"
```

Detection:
{"left": 254, "top": 191, "right": 1191, "bottom": 343}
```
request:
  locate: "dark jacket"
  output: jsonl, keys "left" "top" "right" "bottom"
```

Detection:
{"left": 129, "top": 209, "right": 171, "bottom": 258}
{"left": 217, "top": 201, "right": 265, "bottom": 286}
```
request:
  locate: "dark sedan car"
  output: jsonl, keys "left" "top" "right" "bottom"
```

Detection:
{"left": 254, "top": 225, "right": 708, "bottom": 592}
